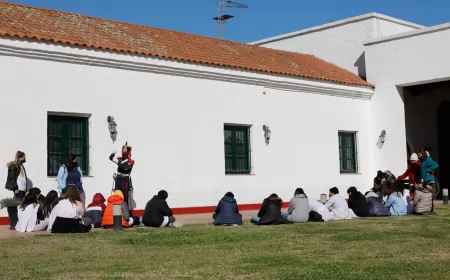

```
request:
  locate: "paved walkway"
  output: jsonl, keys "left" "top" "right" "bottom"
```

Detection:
{"left": 0, "top": 209, "right": 270, "bottom": 239}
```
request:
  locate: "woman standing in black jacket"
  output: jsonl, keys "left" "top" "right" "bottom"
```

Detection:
{"left": 5, "top": 151, "right": 27, "bottom": 200}
{"left": 142, "top": 190, "right": 177, "bottom": 228}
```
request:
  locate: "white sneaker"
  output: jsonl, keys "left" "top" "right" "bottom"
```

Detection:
{"left": 169, "top": 222, "right": 183, "bottom": 228}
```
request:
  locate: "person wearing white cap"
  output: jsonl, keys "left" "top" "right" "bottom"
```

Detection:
{"left": 397, "top": 153, "right": 422, "bottom": 200}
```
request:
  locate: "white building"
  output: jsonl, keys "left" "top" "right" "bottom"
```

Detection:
{"left": 0, "top": 2, "right": 373, "bottom": 220}
{"left": 252, "top": 13, "right": 450, "bottom": 198}
{"left": 2, "top": 4, "right": 445, "bottom": 221}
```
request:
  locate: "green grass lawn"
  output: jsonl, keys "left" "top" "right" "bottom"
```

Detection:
{"left": 2, "top": 205, "right": 450, "bottom": 280}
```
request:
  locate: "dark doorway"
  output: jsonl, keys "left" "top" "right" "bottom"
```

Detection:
{"left": 437, "top": 101, "right": 450, "bottom": 196}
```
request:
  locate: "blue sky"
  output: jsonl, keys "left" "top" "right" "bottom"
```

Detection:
{"left": 7, "top": 0, "right": 450, "bottom": 42}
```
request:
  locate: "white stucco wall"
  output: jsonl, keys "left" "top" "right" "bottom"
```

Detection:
{"left": 252, "top": 19, "right": 375, "bottom": 78}
{"left": 376, "top": 19, "right": 420, "bottom": 37}
{"left": 364, "top": 25, "right": 450, "bottom": 86}
{"left": 0, "top": 38, "right": 374, "bottom": 216}
{"left": 251, "top": 14, "right": 422, "bottom": 78}
{"left": 364, "top": 24, "right": 450, "bottom": 179}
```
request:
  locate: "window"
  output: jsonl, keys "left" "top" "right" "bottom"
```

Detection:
{"left": 47, "top": 115, "right": 90, "bottom": 176}
{"left": 224, "top": 125, "right": 251, "bottom": 174}
{"left": 338, "top": 132, "right": 357, "bottom": 173}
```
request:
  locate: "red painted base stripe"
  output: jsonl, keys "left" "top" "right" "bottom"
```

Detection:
{"left": 0, "top": 202, "right": 292, "bottom": 226}
{"left": 0, "top": 217, "right": 10, "bottom": 226}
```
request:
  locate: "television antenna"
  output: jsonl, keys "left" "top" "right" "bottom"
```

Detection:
{"left": 213, "top": 0, "right": 248, "bottom": 39}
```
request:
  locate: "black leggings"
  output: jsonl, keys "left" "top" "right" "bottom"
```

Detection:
{"left": 308, "top": 211, "right": 324, "bottom": 222}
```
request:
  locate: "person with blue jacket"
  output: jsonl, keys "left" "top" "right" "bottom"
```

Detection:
{"left": 384, "top": 182, "right": 407, "bottom": 216}
{"left": 56, "top": 155, "right": 85, "bottom": 210}
{"left": 419, "top": 148, "right": 439, "bottom": 211}
{"left": 213, "top": 192, "right": 243, "bottom": 226}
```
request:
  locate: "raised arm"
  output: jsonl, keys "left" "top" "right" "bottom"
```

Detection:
{"left": 109, "top": 153, "right": 118, "bottom": 163}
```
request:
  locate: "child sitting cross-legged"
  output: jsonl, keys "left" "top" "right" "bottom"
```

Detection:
{"left": 87, "top": 193, "right": 106, "bottom": 228}
{"left": 101, "top": 190, "right": 140, "bottom": 228}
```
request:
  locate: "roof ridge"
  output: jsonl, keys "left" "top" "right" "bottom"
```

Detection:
{"left": 0, "top": 1, "right": 372, "bottom": 87}
{"left": 250, "top": 12, "right": 423, "bottom": 45}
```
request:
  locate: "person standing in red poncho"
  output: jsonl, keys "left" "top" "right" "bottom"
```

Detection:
{"left": 109, "top": 142, "right": 135, "bottom": 216}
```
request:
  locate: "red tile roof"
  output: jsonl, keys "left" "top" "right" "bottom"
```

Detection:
{"left": 0, "top": 1, "right": 371, "bottom": 87}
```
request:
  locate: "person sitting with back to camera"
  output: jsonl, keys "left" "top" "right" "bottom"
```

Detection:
{"left": 325, "top": 187, "right": 352, "bottom": 220}
{"left": 48, "top": 187, "right": 92, "bottom": 233}
{"left": 365, "top": 187, "right": 391, "bottom": 217}
{"left": 41, "top": 190, "right": 58, "bottom": 222}
{"left": 142, "top": 190, "right": 180, "bottom": 228}
{"left": 281, "top": 188, "right": 310, "bottom": 223}
{"left": 413, "top": 179, "right": 433, "bottom": 215}
{"left": 373, "top": 171, "right": 387, "bottom": 199}
{"left": 384, "top": 181, "right": 407, "bottom": 216}
{"left": 347, "top": 186, "right": 370, "bottom": 218}
{"left": 308, "top": 199, "right": 332, "bottom": 222}
{"left": 393, "top": 180, "right": 413, "bottom": 214}
{"left": 251, "top": 193, "right": 291, "bottom": 225}
{"left": 213, "top": 192, "right": 243, "bottom": 226}
{"left": 87, "top": 193, "right": 107, "bottom": 228}
{"left": 102, "top": 190, "right": 140, "bottom": 228}
{"left": 16, "top": 190, "right": 49, "bottom": 232}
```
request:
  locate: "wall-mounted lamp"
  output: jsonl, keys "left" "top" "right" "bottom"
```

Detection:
{"left": 107, "top": 116, "right": 118, "bottom": 143}
{"left": 379, "top": 130, "right": 386, "bottom": 144}
{"left": 263, "top": 125, "right": 271, "bottom": 142}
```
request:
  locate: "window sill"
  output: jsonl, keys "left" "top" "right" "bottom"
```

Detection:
{"left": 340, "top": 172, "right": 360, "bottom": 175}
{"left": 225, "top": 174, "right": 256, "bottom": 176}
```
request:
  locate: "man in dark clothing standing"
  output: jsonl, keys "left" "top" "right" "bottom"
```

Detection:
{"left": 142, "top": 190, "right": 178, "bottom": 228}
{"left": 347, "top": 186, "right": 371, "bottom": 217}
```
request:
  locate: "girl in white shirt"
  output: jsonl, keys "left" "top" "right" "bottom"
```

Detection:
{"left": 16, "top": 191, "right": 48, "bottom": 232}
{"left": 48, "top": 187, "right": 91, "bottom": 233}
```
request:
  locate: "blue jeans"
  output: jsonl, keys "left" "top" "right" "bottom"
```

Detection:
{"left": 251, "top": 216, "right": 260, "bottom": 223}
{"left": 14, "top": 190, "right": 25, "bottom": 201}
{"left": 281, "top": 213, "right": 289, "bottom": 220}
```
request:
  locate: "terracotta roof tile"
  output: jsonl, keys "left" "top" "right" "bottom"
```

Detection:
{"left": 0, "top": 1, "right": 372, "bottom": 87}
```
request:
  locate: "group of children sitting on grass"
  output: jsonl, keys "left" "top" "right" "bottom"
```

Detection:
{"left": 14, "top": 149, "right": 437, "bottom": 231}
{"left": 15, "top": 187, "right": 181, "bottom": 233}
{"left": 15, "top": 179, "right": 433, "bottom": 233}
{"left": 216, "top": 177, "right": 436, "bottom": 226}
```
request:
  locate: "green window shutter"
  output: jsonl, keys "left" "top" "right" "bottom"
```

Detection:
{"left": 82, "top": 118, "right": 89, "bottom": 176}
{"left": 47, "top": 116, "right": 64, "bottom": 176}
{"left": 224, "top": 126, "right": 233, "bottom": 174}
{"left": 338, "top": 132, "right": 357, "bottom": 173}
{"left": 47, "top": 115, "right": 90, "bottom": 176}
{"left": 224, "top": 125, "right": 250, "bottom": 175}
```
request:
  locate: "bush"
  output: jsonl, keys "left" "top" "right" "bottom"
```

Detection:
{"left": 0, "top": 197, "right": 20, "bottom": 209}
